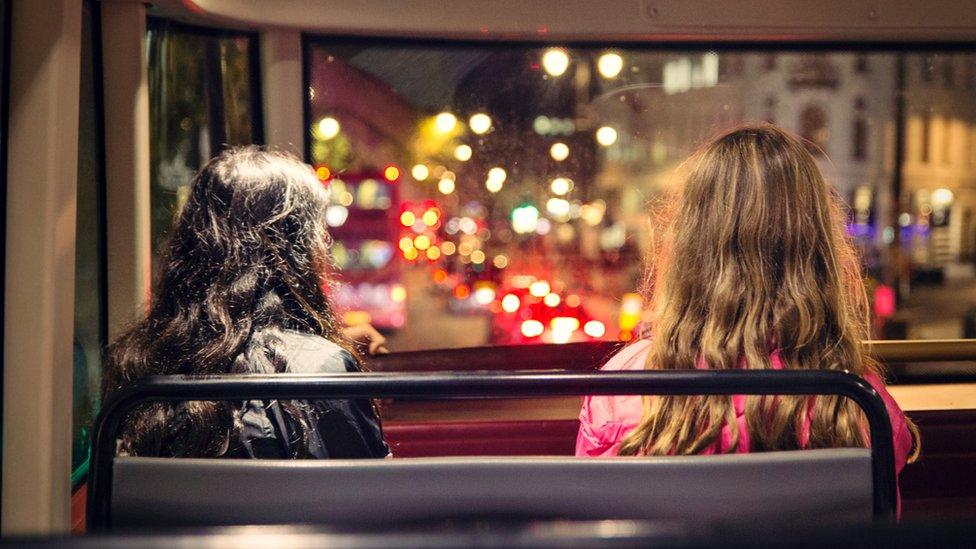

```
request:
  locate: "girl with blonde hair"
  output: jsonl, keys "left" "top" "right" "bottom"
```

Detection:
{"left": 577, "top": 124, "right": 917, "bottom": 507}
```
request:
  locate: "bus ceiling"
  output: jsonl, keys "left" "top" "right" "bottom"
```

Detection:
{"left": 151, "top": 0, "right": 976, "bottom": 42}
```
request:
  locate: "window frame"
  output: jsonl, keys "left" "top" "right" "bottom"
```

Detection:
{"left": 71, "top": 0, "right": 110, "bottom": 492}
{"left": 146, "top": 15, "right": 265, "bottom": 148}
{"left": 145, "top": 16, "right": 266, "bottom": 268}
{"left": 146, "top": 16, "right": 266, "bottom": 151}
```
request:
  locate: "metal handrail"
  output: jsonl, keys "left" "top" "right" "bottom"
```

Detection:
{"left": 88, "top": 370, "right": 896, "bottom": 529}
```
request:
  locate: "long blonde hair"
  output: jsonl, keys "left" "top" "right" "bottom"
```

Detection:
{"left": 619, "top": 124, "right": 918, "bottom": 457}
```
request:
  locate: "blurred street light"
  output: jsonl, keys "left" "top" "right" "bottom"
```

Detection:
{"left": 438, "top": 178, "right": 456, "bottom": 194}
{"left": 550, "top": 142, "right": 570, "bottom": 161}
{"left": 469, "top": 113, "right": 492, "bottom": 134}
{"left": 486, "top": 167, "right": 506, "bottom": 193}
{"left": 596, "top": 126, "right": 618, "bottom": 146}
{"left": 454, "top": 144, "right": 473, "bottom": 161}
{"left": 550, "top": 177, "right": 572, "bottom": 196}
{"left": 542, "top": 48, "right": 570, "bottom": 76}
{"left": 597, "top": 52, "right": 624, "bottom": 78}
{"left": 434, "top": 112, "right": 458, "bottom": 133}
{"left": 411, "top": 164, "right": 430, "bottom": 181}
{"left": 316, "top": 117, "right": 340, "bottom": 139}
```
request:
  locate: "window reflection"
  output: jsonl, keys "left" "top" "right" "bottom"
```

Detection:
{"left": 301, "top": 45, "right": 976, "bottom": 349}
{"left": 147, "top": 20, "right": 261, "bottom": 267}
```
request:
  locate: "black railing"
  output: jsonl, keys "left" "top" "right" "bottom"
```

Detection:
{"left": 88, "top": 370, "right": 896, "bottom": 529}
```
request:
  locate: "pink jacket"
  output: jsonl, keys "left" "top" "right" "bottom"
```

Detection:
{"left": 576, "top": 339, "right": 914, "bottom": 509}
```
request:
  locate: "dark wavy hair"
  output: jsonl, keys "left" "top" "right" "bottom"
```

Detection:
{"left": 104, "top": 147, "right": 351, "bottom": 457}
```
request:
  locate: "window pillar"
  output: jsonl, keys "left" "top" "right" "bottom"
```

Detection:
{"left": 260, "top": 29, "right": 304, "bottom": 155}
{"left": 101, "top": 0, "right": 151, "bottom": 339}
{"left": 2, "top": 0, "right": 82, "bottom": 534}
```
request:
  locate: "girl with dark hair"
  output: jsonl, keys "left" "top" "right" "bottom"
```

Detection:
{"left": 104, "top": 147, "right": 389, "bottom": 459}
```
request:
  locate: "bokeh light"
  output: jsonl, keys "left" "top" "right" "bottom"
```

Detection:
{"left": 521, "top": 319, "right": 545, "bottom": 338}
{"left": 542, "top": 48, "right": 570, "bottom": 76}
{"left": 486, "top": 167, "right": 507, "bottom": 193}
{"left": 550, "top": 317, "right": 580, "bottom": 344}
{"left": 529, "top": 280, "right": 551, "bottom": 297}
{"left": 597, "top": 52, "right": 624, "bottom": 78}
{"left": 469, "top": 113, "right": 492, "bottom": 134}
{"left": 316, "top": 116, "right": 340, "bottom": 139}
{"left": 383, "top": 165, "right": 400, "bottom": 181}
{"left": 550, "top": 177, "right": 572, "bottom": 196}
{"left": 434, "top": 112, "right": 458, "bottom": 133}
{"left": 411, "top": 164, "right": 429, "bottom": 181}
{"left": 596, "top": 126, "right": 618, "bottom": 146}
{"left": 438, "top": 178, "right": 456, "bottom": 194}
{"left": 454, "top": 144, "right": 473, "bottom": 162}
{"left": 390, "top": 285, "right": 407, "bottom": 302}
{"left": 583, "top": 320, "right": 607, "bottom": 338}
{"left": 550, "top": 142, "right": 569, "bottom": 161}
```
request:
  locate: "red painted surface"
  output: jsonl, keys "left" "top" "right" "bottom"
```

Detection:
{"left": 900, "top": 410, "right": 976, "bottom": 519}
{"left": 71, "top": 484, "right": 87, "bottom": 535}
{"left": 384, "top": 420, "right": 579, "bottom": 457}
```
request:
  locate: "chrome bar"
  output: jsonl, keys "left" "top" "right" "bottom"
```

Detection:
{"left": 89, "top": 370, "right": 897, "bottom": 528}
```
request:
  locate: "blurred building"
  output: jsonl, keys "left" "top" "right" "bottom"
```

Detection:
{"left": 601, "top": 51, "right": 976, "bottom": 277}
{"left": 739, "top": 53, "right": 897, "bottom": 272}
{"left": 901, "top": 54, "right": 976, "bottom": 270}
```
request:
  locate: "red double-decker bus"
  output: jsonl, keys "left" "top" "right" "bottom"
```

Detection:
{"left": 319, "top": 166, "right": 407, "bottom": 331}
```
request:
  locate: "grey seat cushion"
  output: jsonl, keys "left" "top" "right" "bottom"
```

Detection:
{"left": 111, "top": 449, "right": 872, "bottom": 528}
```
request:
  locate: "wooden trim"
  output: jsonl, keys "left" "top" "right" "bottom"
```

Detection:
{"left": 888, "top": 384, "right": 976, "bottom": 411}
{"left": 868, "top": 339, "right": 976, "bottom": 362}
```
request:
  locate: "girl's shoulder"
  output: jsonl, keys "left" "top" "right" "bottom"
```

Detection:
{"left": 601, "top": 339, "right": 653, "bottom": 372}
{"left": 576, "top": 340, "right": 651, "bottom": 457}
{"left": 275, "top": 329, "right": 360, "bottom": 374}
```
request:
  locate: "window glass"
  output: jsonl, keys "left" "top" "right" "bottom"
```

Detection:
{"left": 73, "top": 0, "right": 105, "bottom": 482}
{"left": 147, "top": 19, "right": 261, "bottom": 267}
{"left": 302, "top": 44, "right": 976, "bottom": 351}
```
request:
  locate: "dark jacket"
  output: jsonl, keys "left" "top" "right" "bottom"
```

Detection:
{"left": 226, "top": 329, "right": 389, "bottom": 459}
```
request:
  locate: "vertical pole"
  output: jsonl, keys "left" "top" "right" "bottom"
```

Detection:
{"left": 101, "top": 0, "right": 151, "bottom": 339}
{"left": 889, "top": 55, "right": 908, "bottom": 302}
{"left": 260, "top": 29, "right": 304, "bottom": 155}
{"left": 2, "top": 0, "right": 82, "bottom": 535}
{"left": 203, "top": 38, "right": 227, "bottom": 151}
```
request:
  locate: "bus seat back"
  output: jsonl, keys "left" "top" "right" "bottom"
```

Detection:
{"left": 110, "top": 449, "right": 872, "bottom": 528}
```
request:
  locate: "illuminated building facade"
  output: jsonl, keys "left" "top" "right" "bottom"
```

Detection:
{"left": 901, "top": 55, "right": 976, "bottom": 269}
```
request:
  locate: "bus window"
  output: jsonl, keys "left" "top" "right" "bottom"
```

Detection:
{"left": 147, "top": 19, "right": 261, "bottom": 269}
{"left": 303, "top": 43, "right": 976, "bottom": 351}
